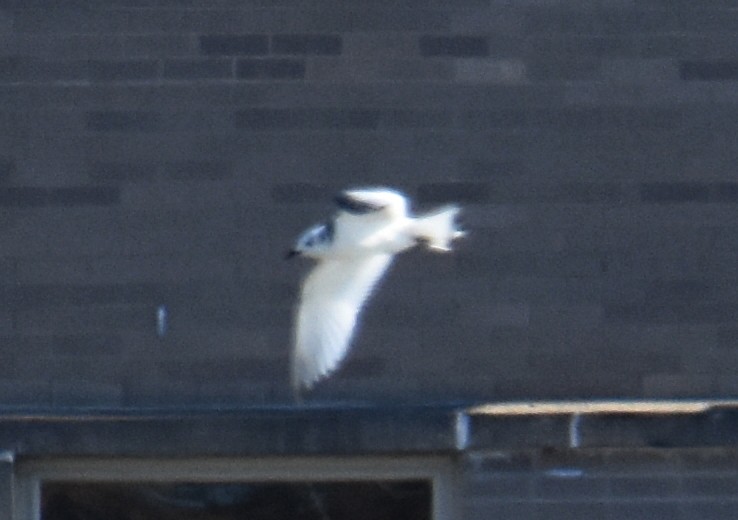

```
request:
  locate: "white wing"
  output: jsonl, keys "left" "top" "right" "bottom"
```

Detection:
{"left": 291, "top": 254, "right": 393, "bottom": 391}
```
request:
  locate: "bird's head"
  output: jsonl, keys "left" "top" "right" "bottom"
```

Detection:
{"left": 286, "top": 221, "right": 334, "bottom": 260}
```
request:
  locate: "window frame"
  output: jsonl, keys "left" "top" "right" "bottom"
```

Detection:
{"left": 14, "top": 455, "right": 459, "bottom": 520}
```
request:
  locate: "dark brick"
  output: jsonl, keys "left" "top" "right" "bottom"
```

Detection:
{"left": 0, "top": 57, "right": 19, "bottom": 77}
{"left": 235, "top": 108, "right": 380, "bottom": 130}
{"left": 297, "top": 8, "right": 449, "bottom": 32}
{"left": 0, "top": 187, "right": 48, "bottom": 207}
{"left": 4, "top": 283, "right": 164, "bottom": 309}
{"left": 199, "top": 35, "right": 268, "bottom": 56}
{"left": 419, "top": 35, "right": 488, "bottom": 57}
{"left": 645, "top": 280, "right": 711, "bottom": 305}
{"left": 17, "top": 304, "right": 156, "bottom": 334}
{"left": 641, "top": 182, "right": 711, "bottom": 203}
{"left": 0, "top": 157, "right": 15, "bottom": 179}
{"left": 52, "top": 334, "right": 122, "bottom": 355}
{"left": 527, "top": 55, "right": 601, "bottom": 81}
{"left": 161, "top": 160, "right": 232, "bottom": 180}
{"left": 162, "top": 59, "right": 232, "bottom": 80}
{"left": 271, "top": 182, "right": 331, "bottom": 203}
{"left": 159, "top": 358, "right": 283, "bottom": 382}
{"left": 88, "top": 162, "right": 157, "bottom": 182}
{"left": 0, "top": 380, "right": 51, "bottom": 407}
{"left": 272, "top": 34, "right": 342, "bottom": 55}
{"left": 717, "top": 327, "right": 738, "bottom": 347}
{"left": 236, "top": 59, "right": 305, "bottom": 80}
{"left": 0, "top": 57, "right": 86, "bottom": 83}
{"left": 52, "top": 380, "right": 123, "bottom": 407}
{"left": 87, "top": 60, "right": 159, "bottom": 82}
{"left": 417, "top": 182, "right": 491, "bottom": 203}
{"left": 606, "top": 302, "right": 738, "bottom": 324}
{"left": 86, "top": 111, "right": 161, "bottom": 132}
{"left": 380, "top": 109, "right": 452, "bottom": 128}
{"left": 712, "top": 182, "right": 738, "bottom": 202}
{"left": 48, "top": 186, "right": 120, "bottom": 206}
{"left": 681, "top": 60, "right": 738, "bottom": 80}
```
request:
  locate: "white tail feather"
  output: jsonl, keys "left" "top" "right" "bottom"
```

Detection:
{"left": 412, "top": 205, "right": 463, "bottom": 252}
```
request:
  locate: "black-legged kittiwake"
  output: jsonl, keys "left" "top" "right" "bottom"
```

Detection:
{"left": 287, "top": 187, "right": 465, "bottom": 394}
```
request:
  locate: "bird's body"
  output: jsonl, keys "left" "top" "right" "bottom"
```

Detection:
{"left": 288, "top": 187, "right": 464, "bottom": 394}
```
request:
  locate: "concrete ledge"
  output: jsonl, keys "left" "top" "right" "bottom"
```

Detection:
{"left": 465, "top": 400, "right": 738, "bottom": 450}
{"left": 2, "top": 401, "right": 738, "bottom": 458}
{"left": 0, "top": 406, "right": 458, "bottom": 457}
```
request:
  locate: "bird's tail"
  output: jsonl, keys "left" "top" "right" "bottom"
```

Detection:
{"left": 412, "top": 205, "right": 465, "bottom": 252}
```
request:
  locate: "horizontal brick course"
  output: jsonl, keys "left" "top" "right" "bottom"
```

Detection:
{"left": 272, "top": 34, "right": 342, "bottom": 55}
{"left": 199, "top": 35, "right": 269, "bottom": 56}
{"left": 236, "top": 58, "right": 305, "bottom": 80}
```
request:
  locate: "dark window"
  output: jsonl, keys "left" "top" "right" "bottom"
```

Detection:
{"left": 43, "top": 480, "right": 431, "bottom": 520}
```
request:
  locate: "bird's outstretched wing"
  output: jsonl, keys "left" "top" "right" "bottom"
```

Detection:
{"left": 291, "top": 253, "right": 393, "bottom": 392}
{"left": 335, "top": 188, "right": 407, "bottom": 218}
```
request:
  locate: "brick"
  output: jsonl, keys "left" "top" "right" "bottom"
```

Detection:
{"left": 465, "top": 473, "right": 533, "bottom": 499}
{"left": 272, "top": 34, "right": 342, "bottom": 55}
{"left": 161, "top": 160, "right": 232, "bottom": 180}
{"left": 162, "top": 58, "right": 232, "bottom": 80}
{"left": 380, "top": 109, "right": 452, "bottom": 128}
{"left": 455, "top": 58, "right": 527, "bottom": 83}
{"left": 120, "top": 34, "right": 196, "bottom": 59}
{"left": 86, "top": 111, "right": 161, "bottom": 132}
{"left": 15, "top": 305, "right": 160, "bottom": 335}
{"left": 52, "top": 379, "right": 123, "bottom": 407}
{"left": 535, "top": 473, "right": 609, "bottom": 499}
{"left": 307, "top": 57, "right": 454, "bottom": 82}
{"left": 5, "top": 283, "right": 165, "bottom": 309}
{"left": 0, "top": 187, "right": 48, "bottom": 207}
{"left": 0, "top": 379, "right": 51, "bottom": 406}
{"left": 609, "top": 475, "right": 684, "bottom": 497}
{"left": 0, "top": 56, "right": 86, "bottom": 83}
{"left": 279, "top": 8, "right": 449, "bottom": 32}
{"left": 711, "top": 182, "right": 738, "bottom": 202}
{"left": 419, "top": 36, "right": 489, "bottom": 57}
{"left": 199, "top": 35, "right": 268, "bottom": 56}
{"left": 644, "top": 280, "right": 711, "bottom": 304}
{"left": 159, "top": 358, "right": 283, "bottom": 383}
{"left": 607, "top": 302, "right": 738, "bottom": 325}
{"left": 236, "top": 59, "right": 305, "bottom": 80}
{"left": 717, "top": 327, "right": 738, "bottom": 347}
{"left": 0, "top": 186, "right": 119, "bottom": 207}
{"left": 271, "top": 182, "right": 332, "bottom": 203}
{"left": 88, "top": 161, "right": 158, "bottom": 182}
{"left": 234, "top": 108, "right": 380, "bottom": 130}
{"left": 601, "top": 58, "right": 679, "bottom": 82}
{"left": 49, "top": 186, "right": 120, "bottom": 206}
{"left": 87, "top": 60, "right": 159, "bottom": 82}
{"left": 417, "top": 182, "right": 491, "bottom": 203}
{"left": 342, "top": 33, "right": 418, "bottom": 57}
{"left": 641, "top": 182, "right": 711, "bottom": 203}
{"left": 681, "top": 475, "right": 738, "bottom": 497}
{"left": 52, "top": 334, "right": 123, "bottom": 355}
{"left": 681, "top": 60, "right": 738, "bottom": 80}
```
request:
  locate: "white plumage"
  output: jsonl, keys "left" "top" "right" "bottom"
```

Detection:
{"left": 287, "top": 187, "right": 464, "bottom": 393}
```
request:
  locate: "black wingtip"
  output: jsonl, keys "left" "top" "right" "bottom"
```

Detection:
{"left": 334, "top": 193, "right": 385, "bottom": 214}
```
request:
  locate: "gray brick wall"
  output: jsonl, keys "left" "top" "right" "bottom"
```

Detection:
{"left": 0, "top": 1, "right": 737, "bottom": 406}
{"left": 462, "top": 448, "right": 738, "bottom": 520}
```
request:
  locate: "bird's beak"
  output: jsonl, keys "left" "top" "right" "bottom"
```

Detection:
{"left": 285, "top": 249, "right": 300, "bottom": 260}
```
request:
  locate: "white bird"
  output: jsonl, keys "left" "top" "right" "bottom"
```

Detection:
{"left": 287, "top": 187, "right": 464, "bottom": 394}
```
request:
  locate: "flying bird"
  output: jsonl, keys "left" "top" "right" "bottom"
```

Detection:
{"left": 287, "top": 187, "right": 464, "bottom": 394}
